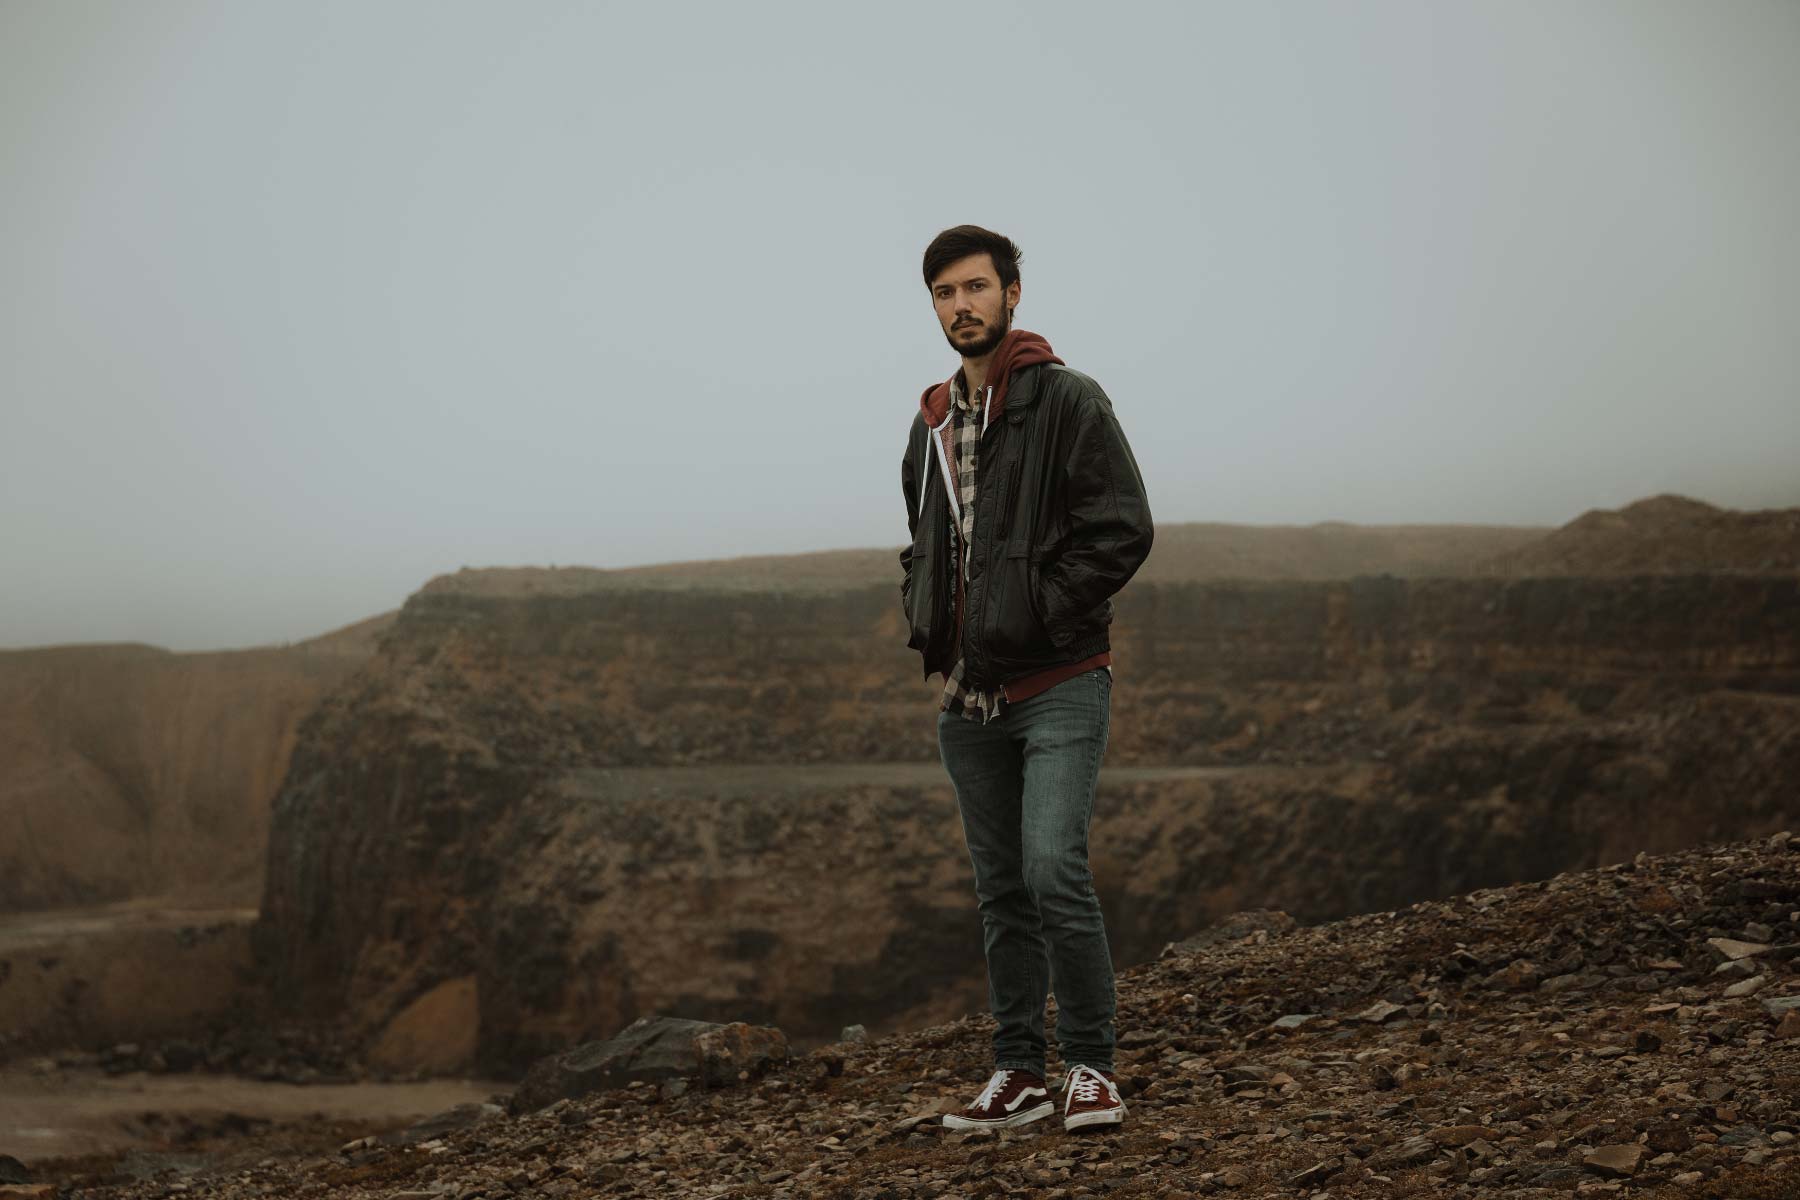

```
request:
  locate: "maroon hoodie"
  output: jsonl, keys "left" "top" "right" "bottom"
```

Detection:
{"left": 918, "top": 328, "right": 1064, "bottom": 430}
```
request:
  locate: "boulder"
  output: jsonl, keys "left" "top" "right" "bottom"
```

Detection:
{"left": 509, "top": 1016, "right": 788, "bottom": 1114}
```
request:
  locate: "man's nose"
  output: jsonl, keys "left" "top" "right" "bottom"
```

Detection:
{"left": 953, "top": 290, "right": 973, "bottom": 314}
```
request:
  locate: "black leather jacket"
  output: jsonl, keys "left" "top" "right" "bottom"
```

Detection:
{"left": 899, "top": 362, "right": 1154, "bottom": 688}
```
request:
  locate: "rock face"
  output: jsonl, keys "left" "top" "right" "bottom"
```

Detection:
{"left": 253, "top": 563, "right": 1800, "bottom": 1076}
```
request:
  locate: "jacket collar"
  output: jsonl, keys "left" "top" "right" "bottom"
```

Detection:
{"left": 918, "top": 329, "right": 1063, "bottom": 431}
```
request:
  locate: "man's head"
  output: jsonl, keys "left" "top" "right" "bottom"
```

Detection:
{"left": 923, "top": 225, "right": 1022, "bottom": 360}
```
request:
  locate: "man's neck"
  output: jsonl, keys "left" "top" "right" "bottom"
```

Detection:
{"left": 960, "top": 348, "right": 999, "bottom": 400}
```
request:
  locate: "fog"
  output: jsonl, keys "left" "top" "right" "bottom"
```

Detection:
{"left": 3, "top": 0, "right": 1796, "bottom": 651}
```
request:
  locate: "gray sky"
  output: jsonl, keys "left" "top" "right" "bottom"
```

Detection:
{"left": 3, "top": 0, "right": 1797, "bottom": 652}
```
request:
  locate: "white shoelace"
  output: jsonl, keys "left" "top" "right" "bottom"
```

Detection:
{"left": 972, "top": 1068, "right": 1013, "bottom": 1110}
{"left": 1063, "top": 1064, "right": 1112, "bottom": 1112}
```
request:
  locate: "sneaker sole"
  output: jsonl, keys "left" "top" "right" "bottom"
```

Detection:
{"left": 1064, "top": 1102, "right": 1126, "bottom": 1131}
{"left": 942, "top": 1100, "right": 1055, "bottom": 1130}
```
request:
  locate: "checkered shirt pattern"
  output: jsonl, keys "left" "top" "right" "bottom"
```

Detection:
{"left": 940, "top": 377, "right": 1004, "bottom": 724}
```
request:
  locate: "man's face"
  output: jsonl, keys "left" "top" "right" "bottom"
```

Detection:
{"left": 930, "top": 252, "right": 1021, "bottom": 359}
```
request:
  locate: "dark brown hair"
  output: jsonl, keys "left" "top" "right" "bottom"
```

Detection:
{"left": 922, "top": 225, "right": 1022, "bottom": 291}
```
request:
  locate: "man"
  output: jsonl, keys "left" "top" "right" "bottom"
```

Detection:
{"left": 898, "top": 225, "right": 1154, "bottom": 1133}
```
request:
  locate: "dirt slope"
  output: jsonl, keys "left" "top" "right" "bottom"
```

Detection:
{"left": 0, "top": 624, "right": 389, "bottom": 912}
{"left": 40, "top": 830, "right": 1800, "bottom": 1198}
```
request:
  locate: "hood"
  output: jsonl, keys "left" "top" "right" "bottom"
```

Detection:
{"left": 918, "top": 329, "right": 1063, "bottom": 430}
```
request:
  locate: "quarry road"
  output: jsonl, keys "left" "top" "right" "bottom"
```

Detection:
{"left": 0, "top": 900, "right": 257, "bottom": 955}
{"left": 0, "top": 1064, "right": 503, "bottom": 1165}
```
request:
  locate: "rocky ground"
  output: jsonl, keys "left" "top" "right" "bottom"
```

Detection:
{"left": 15, "top": 829, "right": 1799, "bottom": 1199}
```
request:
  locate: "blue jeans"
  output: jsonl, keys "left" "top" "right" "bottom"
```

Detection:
{"left": 936, "top": 667, "right": 1116, "bottom": 1077}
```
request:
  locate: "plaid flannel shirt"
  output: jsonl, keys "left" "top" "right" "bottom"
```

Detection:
{"left": 939, "top": 376, "right": 1004, "bottom": 723}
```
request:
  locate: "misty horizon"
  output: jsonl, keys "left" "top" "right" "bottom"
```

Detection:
{"left": 4, "top": 1, "right": 1797, "bottom": 652}
{"left": 9, "top": 489, "right": 1785, "bottom": 656}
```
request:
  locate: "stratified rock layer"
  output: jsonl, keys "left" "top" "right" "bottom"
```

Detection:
{"left": 254, "top": 571, "right": 1799, "bottom": 1075}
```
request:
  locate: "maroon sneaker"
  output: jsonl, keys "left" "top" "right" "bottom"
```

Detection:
{"left": 941, "top": 1068, "right": 1054, "bottom": 1130}
{"left": 1061, "top": 1064, "right": 1126, "bottom": 1130}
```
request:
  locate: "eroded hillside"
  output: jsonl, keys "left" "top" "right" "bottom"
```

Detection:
{"left": 0, "top": 626, "right": 386, "bottom": 912}
{"left": 255, "top": 563, "right": 1798, "bottom": 1075}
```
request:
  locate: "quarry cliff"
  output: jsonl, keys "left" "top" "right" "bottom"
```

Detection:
{"left": 254, "top": 564, "right": 1798, "bottom": 1076}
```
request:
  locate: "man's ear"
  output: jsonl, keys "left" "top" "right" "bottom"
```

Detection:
{"left": 1006, "top": 280, "right": 1021, "bottom": 312}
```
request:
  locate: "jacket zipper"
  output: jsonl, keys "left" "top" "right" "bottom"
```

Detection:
{"left": 967, "top": 415, "right": 1025, "bottom": 688}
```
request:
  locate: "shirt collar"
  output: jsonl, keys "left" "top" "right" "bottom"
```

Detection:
{"left": 949, "top": 373, "right": 982, "bottom": 414}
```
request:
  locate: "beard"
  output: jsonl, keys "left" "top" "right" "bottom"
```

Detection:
{"left": 942, "top": 305, "right": 1012, "bottom": 358}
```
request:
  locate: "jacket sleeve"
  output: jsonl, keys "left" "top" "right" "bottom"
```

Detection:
{"left": 899, "top": 420, "right": 922, "bottom": 613}
{"left": 1038, "top": 390, "right": 1154, "bottom": 647}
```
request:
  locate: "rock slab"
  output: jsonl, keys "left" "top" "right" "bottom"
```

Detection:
{"left": 509, "top": 1015, "right": 788, "bottom": 1114}
{"left": 1583, "top": 1143, "right": 1644, "bottom": 1178}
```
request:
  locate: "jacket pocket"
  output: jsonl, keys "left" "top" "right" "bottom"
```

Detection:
{"left": 985, "top": 540, "right": 1055, "bottom": 669}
